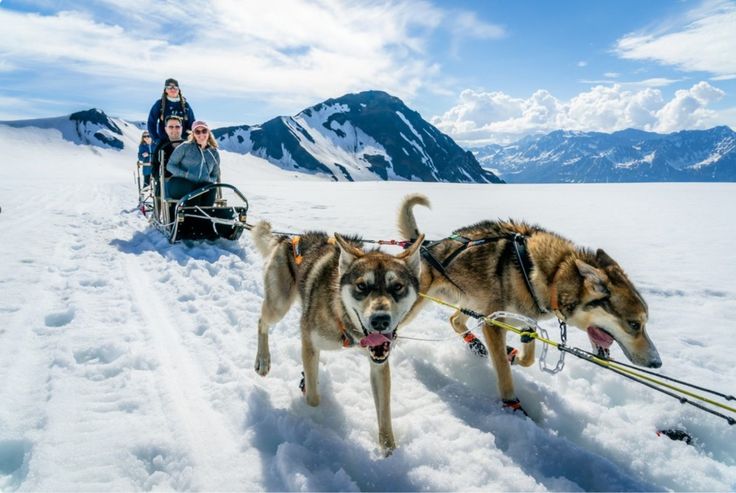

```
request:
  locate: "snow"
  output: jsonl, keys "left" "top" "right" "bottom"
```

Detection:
{"left": 293, "top": 109, "right": 399, "bottom": 181}
{"left": 1, "top": 123, "right": 735, "bottom": 492}
{"left": 395, "top": 111, "right": 424, "bottom": 146}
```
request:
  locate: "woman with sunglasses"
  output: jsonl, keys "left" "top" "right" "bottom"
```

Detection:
{"left": 146, "top": 78, "right": 196, "bottom": 146}
{"left": 137, "top": 131, "right": 153, "bottom": 186}
{"left": 165, "top": 120, "right": 220, "bottom": 209}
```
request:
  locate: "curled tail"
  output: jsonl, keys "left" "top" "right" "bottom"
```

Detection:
{"left": 397, "top": 194, "right": 431, "bottom": 240}
{"left": 252, "top": 220, "right": 278, "bottom": 257}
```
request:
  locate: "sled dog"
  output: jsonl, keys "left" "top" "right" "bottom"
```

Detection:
{"left": 397, "top": 194, "right": 661, "bottom": 410}
{"left": 252, "top": 221, "right": 424, "bottom": 454}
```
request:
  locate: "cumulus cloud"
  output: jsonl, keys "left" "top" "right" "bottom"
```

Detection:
{"left": 655, "top": 81, "right": 725, "bottom": 132}
{"left": 432, "top": 82, "right": 727, "bottom": 145}
{"left": 614, "top": 0, "right": 736, "bottom": 77}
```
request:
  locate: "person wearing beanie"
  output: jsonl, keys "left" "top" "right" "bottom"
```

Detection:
{"left": 146, "top": 78, "right": 196, "bottom": 146}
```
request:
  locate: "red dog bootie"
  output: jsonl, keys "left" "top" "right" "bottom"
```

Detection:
{"left": 502, "top": 398, "right": 528, "bottom": 416}
{"left": 463, "top": 331, "right": 488, "bottom": 358}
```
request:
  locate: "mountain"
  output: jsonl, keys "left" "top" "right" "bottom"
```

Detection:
{"left": 0, "top": 108, "right": 144, "bottom": 150}
{"left": 214, "top": 90, "right": 502, "bottom": 183}
{"left": 473, "top": 126, "right": 736, "bottom": 183}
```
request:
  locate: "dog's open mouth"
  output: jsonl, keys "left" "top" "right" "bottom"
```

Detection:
{"left": 360, "top": 332, "right": 393, "bottom": 363}
{"left": 587, "top": 325, "right": 614, "bottom": 357}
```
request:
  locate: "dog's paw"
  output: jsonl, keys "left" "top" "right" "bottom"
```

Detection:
{"left": 379, "top": 435, "right": 396, "bottom": 457}
{"left": 506, "top": 346, "right": 518, "bottom": 364}
{"left": 254, "top": 354, "right": 270, "bottom": 376}
{"left": 305, "top": 392, "right": 320, "bottom": 407}
{"left": 502, "top": 398, "right": 529, "bottom": 417}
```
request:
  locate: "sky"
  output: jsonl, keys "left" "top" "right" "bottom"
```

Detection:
{"left": 0, "top": 0, "right": 735, "bottom": 145}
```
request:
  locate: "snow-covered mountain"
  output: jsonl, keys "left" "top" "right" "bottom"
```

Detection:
{"left": 214, "top": 90, "right": 503, "bottom": 183}
{"left": 474, "top": 127, "right": 736, "bottom": 183}
{"left": 0, "top": 108, "right": 144, "bottom": 151}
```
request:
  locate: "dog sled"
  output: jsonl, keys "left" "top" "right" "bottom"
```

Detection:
{"left": 145, "top": 158, "right": 249, "bottom": 243}
{"left": 148, "top": 182, "right": 249, "bottom": 243}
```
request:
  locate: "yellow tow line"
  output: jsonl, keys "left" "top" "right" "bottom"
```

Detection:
{"left": 418, "top": 293, "right": 736, "bottom": 423}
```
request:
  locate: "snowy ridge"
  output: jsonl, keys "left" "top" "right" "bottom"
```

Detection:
{"left": 474, "top": 126, "right": 736, "bottom": 182}
{"left": 0, "top": 123, "right": 735, "bottom": 491}
{"left": 215, "top": 90, "right": 502, "bottom": 183}
{"left": 291, "top": 105, "right": 399, "bottom": 181}
{"left": 0, "top": 108, "right": 143, "bottom": 151}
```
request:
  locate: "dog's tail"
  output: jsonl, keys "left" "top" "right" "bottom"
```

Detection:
{"left": 251, "top": 220, "right": 279, "bottom": 258}
{"left": 397, "top": 194, "right": 431, "bottom": 240}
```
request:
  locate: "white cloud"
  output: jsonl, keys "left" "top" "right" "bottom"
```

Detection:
{"left": 0, "top": 1, "right": 502, "bottom": 110}
{"left": 655, "top": 81, "right": 725, "bottom": 132}
{"left": 579, "top": 77, "right": 682, "bottom": 88}
{"left": 614, "top": 0, "right": 736, "bottom": 76}
{"left": 604, "top": 72, "right": 621, "bottom": 78}
{"left": 432, "top": 81, "right": 729, "bottom": 145}
{"left": 577, "top": 61, "right": 588, "bottom": 68}
{"left": 449, "top": 10, "right": 505, "bottom": 39}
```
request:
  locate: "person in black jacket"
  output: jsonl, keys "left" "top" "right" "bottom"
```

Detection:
{"left": 146, "top": 78, "right": 195, "bottom": 146}
{"left": 150, "top": 116, "right": 185, "bottom": 221}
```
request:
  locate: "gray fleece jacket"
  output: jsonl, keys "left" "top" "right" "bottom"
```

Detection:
{"left": 166, "top": 141, "right": 221, "bottom": 183}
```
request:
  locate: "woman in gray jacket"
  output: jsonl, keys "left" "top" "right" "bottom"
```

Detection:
{"left": 166, "top": 120, "right": 220, "bottom": 207}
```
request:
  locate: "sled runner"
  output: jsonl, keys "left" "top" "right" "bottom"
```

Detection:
{"left": 135, "top": 161, "right": 154, "bottom": 217}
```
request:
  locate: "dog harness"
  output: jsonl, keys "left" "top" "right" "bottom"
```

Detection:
{"left": 291, "top": 235, "right": 336, "bottom": 266}
{"left": 414, "top": 233, "right": 562, "bottom": 317}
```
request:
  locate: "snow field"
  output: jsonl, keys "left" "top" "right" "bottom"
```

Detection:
{"left": 0, "top": 124, "right": 735, "bottom": 491}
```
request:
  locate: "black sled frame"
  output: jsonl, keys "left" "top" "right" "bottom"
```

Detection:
{"left": 153, "top": 183, "right": 250, "bottom": 244}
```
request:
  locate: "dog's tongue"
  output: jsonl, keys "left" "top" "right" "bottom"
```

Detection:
{"left": 587, "top": 326, "right": 614, "bottom": 349}
{"left": 360, "top": 332, "right": 392, "bottom": 348}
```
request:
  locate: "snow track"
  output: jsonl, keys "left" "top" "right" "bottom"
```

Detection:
{"left": 123, "top": 256, "right": 258, "bottom": 491}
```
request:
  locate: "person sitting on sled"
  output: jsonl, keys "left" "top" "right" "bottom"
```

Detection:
{"left": 146, "top": 78, "right": 195, "bottom": 146}
{"left": 151, "top": 116, "right": 184, "bottom": 183}
{"left": 165, "top": 120, "right": 220, "bottom": 208}
{"left": 150, "top": 116, "right": 185, "bottom": 219}
{"left": 137, "top": 131, "right": 153, "bottom": 186}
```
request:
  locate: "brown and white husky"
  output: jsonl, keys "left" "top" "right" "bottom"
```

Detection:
{"left": 251, "top": 220, "right": 424, "bottom": 454}
{"left": 397, "top": 194, "right": 661, "bottom": 410}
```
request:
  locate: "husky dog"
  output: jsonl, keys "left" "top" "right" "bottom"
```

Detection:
{"left": 252, "top": 221, "right": 424, "bottom": 454}
{"left": 397, "top": 194, "right": 661, "bottom": 410}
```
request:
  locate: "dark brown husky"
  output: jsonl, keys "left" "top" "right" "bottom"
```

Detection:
{"left": 398, "top": 194, "right": 661, "bottom": 409}
{"left": 252, "top": 220, "right": 424, "bottom": 454}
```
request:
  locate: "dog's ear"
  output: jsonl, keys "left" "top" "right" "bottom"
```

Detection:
{"left": 397, "top": 233, "right": 424, "bottom": 276}
{"left": 596, "top": 249, "right": 617, "bottom": 269}
{"left": 334, "top": 233, "right": 364, "bottom": 271}
{"left": 575, "top": 258, "right": 609, "bottom": 299}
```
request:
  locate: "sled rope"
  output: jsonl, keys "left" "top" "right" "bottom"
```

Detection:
{"left": 243, "top": 222, "right": 413, "bottom": 248}
{"left": 418, "top": 292, "right": 736, "bottom": 425}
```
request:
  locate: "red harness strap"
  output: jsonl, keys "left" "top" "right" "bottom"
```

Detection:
{"left": 291, "top": 236, "right": 303, "bottom": 265}
{"left": 337, "top": 319, "right": 354, "bottom": 348}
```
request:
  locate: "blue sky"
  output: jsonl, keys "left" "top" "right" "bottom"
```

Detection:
{"left": 0, "top": 0, "right": 734, "bottom": 144}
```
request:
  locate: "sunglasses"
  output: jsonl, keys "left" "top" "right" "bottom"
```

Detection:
{"left": 165, "top": 85, "right": 179, "bottom": 90}
{"left": 143, "top": 135, "right": 150, "bottom": 138}
{"left": 193, "top": 129, "right": 209, "bottom": 135}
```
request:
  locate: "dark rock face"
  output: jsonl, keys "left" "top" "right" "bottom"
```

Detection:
{"left": 474, "top": 127, "right": 736, "bottom": 183}
{"left": 69, "top": 109, "right": 125, "bottom": 149}
{"left": 214, "top": 90, "right": 503, "bottom": 183}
